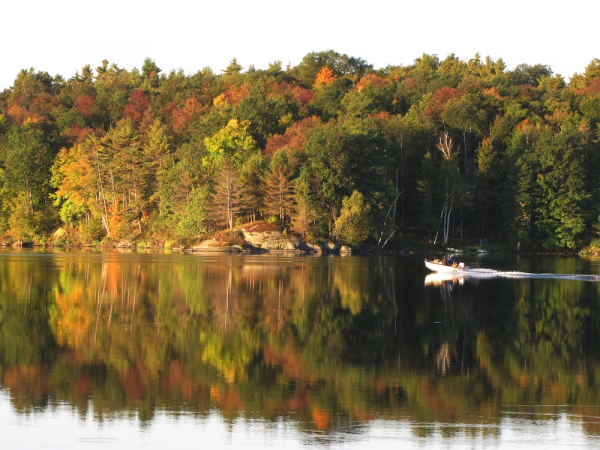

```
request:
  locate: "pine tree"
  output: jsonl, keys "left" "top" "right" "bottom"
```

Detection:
{"left": 210, "top": 162, "right": 245, "bottom": 230}
{"left": 264, "top": 150, "right": 293, "bottom": 225}
{"left": 291, "top": 170, "right": 316, "bottom": 238}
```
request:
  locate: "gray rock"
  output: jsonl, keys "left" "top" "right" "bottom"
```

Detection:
{"left": 192, "top": 239, "right": 243, "bottom": 252}
{"left": 261, "top": 238, "right": 297, "bottom": 250}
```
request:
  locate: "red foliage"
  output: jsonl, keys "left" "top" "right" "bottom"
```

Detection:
{"left": 585, "top": 77, "right": 600, "bottom": 94}
{"left": 123, "top": 89, "right": 150, "bottom": 123}
{"left": 29, "top": 92, "right": 57, "bottom": 116}
{"left": 65, "top": 124, "right": 95, "bottom": 143}
{"left": 423, "top": 87, "right": 463, "bottom": 119}
{"left": 165, "top": 101, "right": 177, "bottom": 117}
{"left": 264, "top": 116, "right": 319, "bottom": 157}
{"left": 268, "top": 82, "right": 314, "bottom": 106}
{"left": 292, "top": 85, "right": 314, "bottom": 105}
{"left": 215, "top": 85, "right": 250, "bottom": 107}
{"left": 76, "top": 95, "right": 95, "bottom": 119}
{"left": 171, "top": 97, "right": 205, "bottom": 135}
{"left": 369, "top": 111, "right": 390, "bottom": 123}
{"left": 270, "top": 82, "right": 293, "bottom": 96}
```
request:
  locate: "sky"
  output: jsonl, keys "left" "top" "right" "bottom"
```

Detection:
{"left": 2, "top": 0, "right": 599, "bottom": 90}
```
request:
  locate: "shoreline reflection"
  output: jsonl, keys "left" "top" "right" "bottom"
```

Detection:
{"left": 0, "top": 253, "right": 599, "bottom": 446}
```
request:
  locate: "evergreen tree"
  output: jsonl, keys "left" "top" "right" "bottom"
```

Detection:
{"left": 209, "top": 162, "right": 245, "bottom": 230}
{"left": 264, "top": 150, "right": 293, "bottom": 224}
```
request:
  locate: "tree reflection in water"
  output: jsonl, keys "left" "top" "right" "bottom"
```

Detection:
{"left": 1, "top": 251, "right": 600, "bottom": 440}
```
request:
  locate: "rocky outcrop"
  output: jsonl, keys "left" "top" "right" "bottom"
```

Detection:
{"left": 187, "top": 222, "right": 353, "bottom": 255}
{"left": 304, "top": 241, "right": 343, "bottom": 254}
{"left": 239, "top": 226, "right": 298, "bottom": 251}
{"left": 340, "top": 245, "right": 352, "bottom": 254}
{"left": 191, "top": 239, "right": 244, "bottom": 252}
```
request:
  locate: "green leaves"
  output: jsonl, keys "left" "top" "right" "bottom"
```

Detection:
{"left": 334, "top": 191, "right": 371, "bottom": 246}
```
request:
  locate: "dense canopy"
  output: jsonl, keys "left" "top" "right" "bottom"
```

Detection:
{"left": 2, "top": 52, "right": 600, "bottom": 250}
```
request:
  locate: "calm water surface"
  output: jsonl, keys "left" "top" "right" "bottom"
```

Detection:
{"left": 2, "top": 249, "right": 600, "bottom": 448}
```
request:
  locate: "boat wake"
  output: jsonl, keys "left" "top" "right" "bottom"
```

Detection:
{"left": 467, "top": 268, "right": 600, "bottom": 282}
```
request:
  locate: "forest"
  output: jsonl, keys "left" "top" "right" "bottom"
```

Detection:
{"left": 1, "top": 51, "right": 600, "bottom": 251}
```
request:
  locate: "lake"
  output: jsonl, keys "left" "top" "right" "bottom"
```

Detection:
{"left": 1, "top": 249, "right": 600, "bottom": 448}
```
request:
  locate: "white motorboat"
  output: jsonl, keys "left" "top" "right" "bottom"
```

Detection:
{"left": 424, "top": 259, "right": 467, "bottom": 273}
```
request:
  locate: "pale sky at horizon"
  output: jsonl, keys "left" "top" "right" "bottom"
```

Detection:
{"left": 2, "top": 0, "right": 598, "bottom": 91}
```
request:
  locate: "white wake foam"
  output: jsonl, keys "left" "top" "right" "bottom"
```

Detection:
{"left": 466, "top": 268, "right": 600, "bottom": 282}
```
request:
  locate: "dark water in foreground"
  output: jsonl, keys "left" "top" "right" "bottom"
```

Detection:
{"left": 2, "top": 250, "right": 600, "bottom": 448}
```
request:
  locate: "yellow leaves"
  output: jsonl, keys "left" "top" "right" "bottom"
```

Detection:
{"left": 212, "top": 85, "right": 250, "bottom": 108}
{"left": 213, "top": 93, "right": 228, "bottom": 108}
{"left": 22, "top": 116, "right": 40, "bottom": 125}
{"left": 203, "top": 119, "right": 257, "bottom": 168}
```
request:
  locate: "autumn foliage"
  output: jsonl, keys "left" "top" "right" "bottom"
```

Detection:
{"left": 0, "top": 52, "right": 598, "bottom": 250}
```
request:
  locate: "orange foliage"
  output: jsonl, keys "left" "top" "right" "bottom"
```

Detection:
{"left": 369, "top": 111, "right": 390, "bottom": 123}
{"left": 515, "top": 118, "right": 530, "bottom": 130}
{"left": 423, "top": 87, "right": 463, "bottom": 118}
{"left": 311, "top": 408, "right": 331, "bottom": 431}
{"left": 356, "top": 74, "right": 388, "bottom": 92}
{"left": 213, "top": 84, "right": 249, "bottom": 108}
{"left": 482, "top": 87, "right": 502, "bottom": 100}
{"left": 6, "top": 94, "right": 55, "bottom": 124}
{"left": 401, "top": 77, "right": 420, "bottom": 92}
{"left": 3, "top": 365, "right": 51, "bottom": 407}
{"left": 105, "top": 260, "right": 121, "bottom": 297}
{"left": 53, "top": 288, "right": 89, "bottom": 348}
{"left": 262, "top": 343, "right": 310, "bottom": 381}
{"left": 107, "top": 198, "right": 122, "bottom": 236}
{"left": 171, "top": 97, "right": 205, "bottom": 134}
{"left": 264, "top": 116, "right": 319, "bottom": 157}
{"left": 315, "top": 66, "right": 335, "bottom": 86}
{"left": 7, "top": 103, "right": 40, "bottom": 125}
{"left": 209, "top": 385, "right": 246, "bottom": 412}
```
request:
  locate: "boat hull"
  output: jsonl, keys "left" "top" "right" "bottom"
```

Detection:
{"left": 424, "top": 260, "right": 466, "bottom": 273}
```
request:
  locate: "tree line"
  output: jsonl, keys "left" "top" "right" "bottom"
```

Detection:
{"left": 2, "top": 51, "right": 600, "bottom": 250}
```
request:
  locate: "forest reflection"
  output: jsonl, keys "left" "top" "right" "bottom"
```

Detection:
{"left": 1, "top": 252, "right": 600, "bottom": 439}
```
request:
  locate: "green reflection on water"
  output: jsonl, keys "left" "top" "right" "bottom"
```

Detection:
{"left": 1, "top": 251, "right": 600, "bottom": 438}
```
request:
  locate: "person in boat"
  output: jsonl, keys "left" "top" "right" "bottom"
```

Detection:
{"left": 447, "top": 255, "right": 456, "bottom": 265}
{"left": 441, "top": 255, "right": 448, "bottom": 265}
